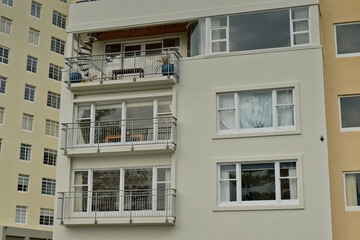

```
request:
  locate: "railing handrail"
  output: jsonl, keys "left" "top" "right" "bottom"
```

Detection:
{"left": 66, "top": 48, "right": 181, "bottom": 62}
{"left": 59, "top": 189, "right": 177, "bottom": 195}
{"left": 61, "top": 116, "right": 177, "bottom": 127}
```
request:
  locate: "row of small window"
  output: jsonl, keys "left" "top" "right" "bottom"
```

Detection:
{"left": 16, "top": 206, "right": 54, "bottom": 226}
{"left": 18, "top": 175, "right": 56, "bottom": 196}
{"left": 20, "top": 144, "right": 58, "bottom": 163}
{"left": 2, "top": 0, "right": 68, "bottom": 8}
{"left": 17, "top": 114, "right": 59, "bottom": 135}
{"left": 2, "top": 1, "right": 67, "bottom": 28}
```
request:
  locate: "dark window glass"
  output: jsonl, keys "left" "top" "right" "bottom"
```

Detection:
{"left": 340, "top": 96, "right": 360, "bottom": 128}
{"left": 229, "top": 9, "right": 290, "bottom": 52}
{"left": 336, "top": 23, "right": 360, "bottom": 55}
{"left": 105, "top": 43, "right": 121, "bottom": 54}
{"left": 163, "top": 37, "right": 180, "bottom": 48}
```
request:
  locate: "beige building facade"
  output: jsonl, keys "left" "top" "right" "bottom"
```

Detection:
{"left": 320, "top": 1, "right": 360, "bottom": 240}
{"left": 54, "top": 0, "right": 333, "bottom": 239}
{"left": 0, "top": 0, "right": 71, "bottom": 239}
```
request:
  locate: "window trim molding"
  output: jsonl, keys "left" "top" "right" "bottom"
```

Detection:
{"left": 212, "top": 82, "right": 301, "bottom": 139}
{"left": 213, "top": 154, "right": 304, "bottom": 211}
{"left": 334, "top": 22, "right": 360, "bottom": 58}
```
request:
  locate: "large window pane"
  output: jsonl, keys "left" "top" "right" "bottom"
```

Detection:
{"left": 241, "top": 163, "right": 275, "bottom": 201}
{"left": 336, "top": 23, "right": 360, "bottom": 55}
{"left": 280, "top": 162, "right": 298, "bottom": 200}
{"left": 229, "top": 9, "right": 290, "bottom": 52}
{"left": 73, "top": 171, "right": 88, "bottom": 212}
{"left": 92, "top": 170, "right": 120, "bottom": 211}
{"left": 95, "top": 104, "right": 122, "bottom": 143}
{"left": 340, "top": 96, "right": 360, "bottom": 128}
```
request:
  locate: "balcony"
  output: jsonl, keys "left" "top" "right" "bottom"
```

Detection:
{"left": 57, "top": 189, "right": 176, "bottom": 225}
{"left": 65, "top": 48, "right": 180, "bottom": 91}
{"left": 61, "top": 116, "right": 177, "bottom": 155}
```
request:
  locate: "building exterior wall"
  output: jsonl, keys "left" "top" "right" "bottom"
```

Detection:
{"left": 54, "top": 1, "right": 333, "bottom": 239}
{"left": 0, "top": 0, "right": 70, "bottom": 238}
{"left": 320, "top": 0, "right": 360, "bottom": 239}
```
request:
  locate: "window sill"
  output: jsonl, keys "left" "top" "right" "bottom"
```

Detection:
{"left": 213, "top": 128, "right": 300, "bottom": 139}
{"left": 213, "top": 203, "right": 304, "bottom": 212}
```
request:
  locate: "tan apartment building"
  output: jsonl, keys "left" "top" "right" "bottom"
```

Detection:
{"left": 0, "top": 0, "right": 71, "bottom": 239}
{"left": 321, "top": 1, "right": 360, "bottom": 240}
{"left": 54, "top": 0, "right": 333, "bottom": 239}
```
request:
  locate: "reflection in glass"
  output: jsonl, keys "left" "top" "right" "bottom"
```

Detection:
{"left": 95, "top": 104, "right": 122, "bottom": 144}
{"left": 280, "top": 162, "right": 298, "bottom": 200}
{"left": 336, "top": 23, "right": 360, "bottom": 55}
{"left": 340, "top": 96, "right": 360, "bottom": 128}
{"left": 92, "top": 170, "right": 120, "bottom": 212}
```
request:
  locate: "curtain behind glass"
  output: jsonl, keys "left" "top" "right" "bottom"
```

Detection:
{"left": 218, "top": 94, "right": 235, "bottom": 130}
{"left": 239, "top": 91, "right": 272, "bottom": 129}
{"left": 277, "top": 90, "right": 294, "bottom": 127}
{"left": 345, "top": 174, "right": 358, "bottom": 206}
{"left": 76, "top": 106, "right": 91, "bottom": 144}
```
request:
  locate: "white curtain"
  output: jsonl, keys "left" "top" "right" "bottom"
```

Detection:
{"left": 277, "top": 90, "right": 294, "bottom": 127}
{"left": 239, "top": 92, "right": 272, "bottom": 129}
{"left": 345, "top": 174, "right": 358, "bottom": 206}
{"left": 288, "top": 168, "right": 298, "bottom": 200}
{"left": 219, "top": 94, "right": 235, "bottom": 130}
{"left": 76, "top": 106, "right": 91, "bottom": 144}
{"left": 220, "top": 165, "right": 236, "bottom": 202}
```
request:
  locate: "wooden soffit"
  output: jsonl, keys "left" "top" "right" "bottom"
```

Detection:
{"left": 95, "top": 22, "right": 189, "bottom": 41}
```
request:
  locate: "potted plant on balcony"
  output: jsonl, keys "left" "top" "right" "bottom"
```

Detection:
{"left": 154, "top": 52, "right": 175, "bottom": 76}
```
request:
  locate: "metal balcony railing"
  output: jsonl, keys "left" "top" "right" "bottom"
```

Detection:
{"left": 65, "top": 48, "right": 181, "bottom": 86}
{"left": 61, "top": 116, "right": 177, "bottom": 153}
{"left": 57, "top": 189, "right": 176, "bottom": 224}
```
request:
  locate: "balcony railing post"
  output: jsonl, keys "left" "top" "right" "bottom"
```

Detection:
{"left": 94, "top": 191, "right": 98, "bottom": 224}
{"left": 64, "top": 125, "right": 68, "bottom": 154}
{"left": 131, "top": 120, "right": 134, "bottom": 151}
{"left": 97, "top": 123, "right": 100, "bottom": 153}
{"left": 60, "top": 192, "right": 64, "bottom": 224}
{"left": 133, "top": 52, "right": 136, "bottom": 82}
{"left": 100, "top": 55, "right": 104, "bottom": 84}
{"left": 166, "top": 117, "right": 169, "bottom": 149}
{"left": 167, "top": 49, "right": 170, "bottom": 79}
{"left": 165, "top": 189, "right": 169, "bottom": 223}
{"left": 68, "top": 62, "right": 72, "bottom": 87}
{"left": 129, "top": 190, "right": 133, "bottom": 224}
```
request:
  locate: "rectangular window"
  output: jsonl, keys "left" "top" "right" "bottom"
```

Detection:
{"left": 59, "top": 0, "right": 68, "bottom": 3}
{"left": 45, "top": 119, "right": 59, "bottom": 137}
{"left": 15, "top": 206, "right": 27, "bottom": 224}
{"left": 39, "top": 208, "right": 54, "bottom": 226}
{"left": 43, "top": 148, "right": 57, "bottom": 166}
{"left": 41, "top": 178, "right": 56, "bottom": 196}
{"left": 217, "top": 88, "right": 295, "bottom": 134}
{"left": 0, "top": 46, "right": 9, "bottom": 64}
{"left": 344, "top": 172, "right": 360, "bottom": 210}
{"left": 50, "top": 36, "right": 65, "bottom": 55}
{"left": 31, "top": 1, "right": 41, "bottom": 19}
{"left": 29, "top": 28, "right": 40, "bottom": 46}
{"left": 2, "top": 0, "right": 13, "bottom": 7}
{"left": 211, "top": 7, "right": 310, "bottom": 54}
{"left": 18, "top": 174, "right": 29, "bottom": 192}
{"left": 26, "top": 55, "right": 38, "bottom": 73}
{"left": 0, "top": 138, "right": 2, "bottom": 155}
{"left": 0, "top": 107, "right": 4, "bottom": 124}
{"left": 22, "top": 114, "right": 33, "bottom": 131}
{"left": 335, "top": 22, "right": 360, "bottom": 57}
{"left": 49, "top": 63, "right": 62, "bottom": 81}
{"left": 52, "top": 10, "right": 66, "bottom": 29}
{"left": 0, "top": 76, "right": 6, "bottom": 94}
{"left": 20, "top": 143, "right": 31, "bottom": 161}
{"left": 218, "top": 161, "right": 298, "bottom": 206}
{"left": 47, "top": 91, "right": 61, "bottom": 109}
{"left": 339, "top": 95, "right": 360, "bottom": 131}
{"left": 0, "top": 16, "right": 12, "bottom": 35}
{"left": 24, "top": 84, "right": 36, "bottom": 102}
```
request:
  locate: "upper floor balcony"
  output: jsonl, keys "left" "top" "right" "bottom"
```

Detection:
{"left": 61, "top": 116, "right": 177, "bottom": 156}
{"left": 66, "top": 48, "right": 181, "bottom": 90}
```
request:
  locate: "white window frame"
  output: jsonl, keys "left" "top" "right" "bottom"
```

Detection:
{"left": 0, "top": 46, "right": 9, "bottom": 64}
{"left": 290, "top": 7, "right": 311, "bottom": 46}
{"left": 338, "top": 95, "right": 360, "bottom": 132}
{"left": 41, "top": 178, "right": 56, "bottom": 196}
{"left": 0, "top": 16, "right": 12, "bottom": 36}
{"left": 29, "top": 28, "right": 40, "bottom": 46}
{"left": 2, "top": 0, "right": 13, "bottom": 7}
{"left": 0, "top": 76, "right": 6, "bottom": 94}
{"left": 43, "top": 148, "right": 57, "bottom": 166}
{"left": 0, "top": 107, "right": 4, "bottom": 125}
{"left": 52, "top": 10, "right": 67, "bottom": 29}
{"left": 45, "top": 119, "right": 59, "bottom": 137}
{"left": 24, "top": 84, "right": 35, "bottom": 102}
{"left": 344, "top": 171, "right": 360, "bottom": 211}
{"left": 47, "top": 91, "right": 61, "bottom": 109}
{"left": 216, "top": 85, "right": 299, "bottom": 137}
{"left": 50, "top": 36, "right": 65, "bottom": 55}
{"left": 210, "top": 16, "right": 229, "bottom": 54}
{"left": 20, "top": 143, "right": 31, "bottom": 162}
{"left": 18, "top": 174, "right": 29, "bottom": 192}
{"left": 22, "top": 113, "right": 33, "bottom": 132}
{"left": 335, "top": 22, "right": 360, "bottom": 58}
{"left": 15, "top": 206, "right": 27, "bottom": 224}
{"left": 31, "top": 1, "right": 41, "bottom": 19}
{"left": 39, "top": 208, "right": 54, "bottom": 226}
{"left": 216, "top": 155, "right": 304, "bottom": 210}
{"left": 26, "top": 55, "right": 38, "bottom": 73}
{"left": 49, "top": 63, "right": 62, "bottom": 81}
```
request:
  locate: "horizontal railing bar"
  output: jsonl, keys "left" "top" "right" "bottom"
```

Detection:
{"left": 61, "top": 116, "right": 177, "bottom": 126}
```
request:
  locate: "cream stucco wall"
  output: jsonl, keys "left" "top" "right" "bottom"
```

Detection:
{"left": 320, "top": 1, "right": 360, "bottom": 240}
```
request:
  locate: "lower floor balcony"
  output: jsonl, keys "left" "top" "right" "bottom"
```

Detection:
{"left": 61, "top": 116, "right": 177, "bottom": 155}
{"left": 57, "top": 189, "right": 176, "bottom": 225}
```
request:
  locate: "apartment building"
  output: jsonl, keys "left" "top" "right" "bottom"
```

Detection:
{"left": 320, "top": 0, "right": 360, "bottom": 239}
{"left": 54, "top": 0, "right": 333, "bottom": 239}
{"left": 0, "top": 0, "right": 71, "bottom": 239}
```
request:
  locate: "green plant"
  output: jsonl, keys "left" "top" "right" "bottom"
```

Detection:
{"left": 154, "top": 52, "right": 174, "bottom": 73}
